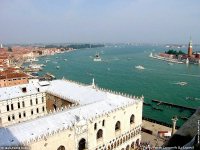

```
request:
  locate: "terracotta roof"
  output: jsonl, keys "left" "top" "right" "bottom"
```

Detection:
{"left": 0, "top": 72, "right": 28, "bottom": 80}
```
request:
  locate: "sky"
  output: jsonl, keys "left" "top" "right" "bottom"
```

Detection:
{"left": 0, "top": 0, "right": 200, "bottom": 44}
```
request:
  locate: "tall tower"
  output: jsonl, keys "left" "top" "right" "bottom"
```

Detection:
{"left": 0, "top": 44, "right": 3, "bottom": 48}
{"left": 188, "top": 37, "right": 193, "bottom": 57}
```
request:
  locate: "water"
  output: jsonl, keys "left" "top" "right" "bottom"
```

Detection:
{"left": 37, "top": 44, "right": 200, "bottom": 127}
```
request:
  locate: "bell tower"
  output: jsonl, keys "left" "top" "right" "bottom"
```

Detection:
{"left": 188, "top": 37, "right": 193, "bottom": 57}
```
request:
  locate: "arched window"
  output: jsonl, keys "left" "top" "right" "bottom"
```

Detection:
{"left": 131, "top": 142, "right": 135, "bottom": 149}
{"left": 115, "top": 121, "right": 121, "bottom": 131}
{"left": 42, "top": 106, "right": 45, "bottom": 112}
{"left": 57, "top": 145, "right": 65, "bottom": 150}
{"left": 19, "top": 113, "right": 21, "bottom": 118}
{"left": 22, "top": 101, "right": 25, "bottom": 107}
{"left": 12, "top": 114, "right": 15, "bottom": 120}
{"left": 8, "top": 116, "right": 11, "bottom": 121}
{"left": 102, "top": 120, "right": 105, "bottom": 126}
{"left": 94, "top": 123, "right": 97, "bottom": 130}
{"left": 97, "top": 129, "right": 103, "bottom": 139}
{"left": 126, "top": 145, "right": 129, "bottom": 150}
{"left": 78, "top": 138, "right": 86, "bottom": 150}
{"left": 7, "top": 105, "right": 9, "bottom": 111}
{"left": 130, "top": 114, "right": 135, "bottom": 124}
{"left": 18, "top": 102, "right": 20, "bottom": 109}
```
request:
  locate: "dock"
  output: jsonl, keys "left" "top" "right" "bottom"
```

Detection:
{"left": 152, "top": 99, "right": 196, "bottom": 111}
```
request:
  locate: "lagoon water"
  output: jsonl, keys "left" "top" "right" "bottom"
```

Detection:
{"left": 38, "top": 44, "right": 200, "bottom": 127}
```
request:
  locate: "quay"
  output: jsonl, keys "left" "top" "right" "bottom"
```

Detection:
{"left": 152, "top": 99, "right": 196, "bottom": 111}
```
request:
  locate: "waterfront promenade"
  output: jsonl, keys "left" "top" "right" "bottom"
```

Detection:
{"left": 141, "top": 120, "right": 176, "bottom": 147}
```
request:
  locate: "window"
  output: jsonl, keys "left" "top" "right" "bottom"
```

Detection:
{"left": 11, "top": 104, "right": 14, "bottom": 110}
{"left": 42, "top": 106, "right": 45, "bottom": 112}
{"left": 19, "top": 113, "right": 21, "bottom": 118}
{"left": 57, "top": 145, "right": 65, "bottom": 150}
{"left": 36, "top": 108, "right": 39, "bottom": 113}
{"left": 115, "top": 121, "right": 121, "bottom": 131}
{"left": 130, "top": 114, "right": 135, "bottom": 124}
{"left": 102, "top": 120, "right": 105, "bottom": 126}
{"left": 36, "top": 98, "right": 38, "bottom": 104}
{"left": 23, "top": 111, "right": 26, "bottom": 117}
{"left": 30, "top": 99, "right": 33, "bottom": 106}
{"left": 22, "top": 101, "right": 25, "bottom": 107}
{"left": 94, "top": 123, "right": 97, "bottom": 130}
{"left": 42, "top": 97, "right": 44, "bottom": 103}
{"left": 31, "top": 109, "right": 33, "bottom": 115}
{"left": 8, "top": 116, "right": 11, "bottom": 121}
{"left": 18, "top": 102, "right": 20, "bottom": 109}
{"left": 12, "top": 114, "right": 15, "bottom": 120}
{"left": 7, "top": 105, "right": 9, "bottom": 111}
{"left": 97, "top": 129, "right": 103, "bottom": 139}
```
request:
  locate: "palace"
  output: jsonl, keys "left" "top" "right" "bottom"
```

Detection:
{"left": 0, "top": 79, "right": 143, "bottom": 150}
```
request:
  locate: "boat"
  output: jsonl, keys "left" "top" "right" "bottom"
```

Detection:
{"left": 135, "top": 65, "right": 145, "bottom": 70}
{"left": 26, "top": 57, "right": 39, "bottom": 62}
{"left": 64, "top": 59, "right": 67, "bottom": 61}
{"left": 175, "top": 82, "right": 187, "bottom": 86}
{"left": 186, "top": 97, "right": 200, "bottom": 101}
{"left": 149, "top": 53, "right": 153, "bottom": 57}
{"left": 56, "top": 66, "right": 60, "bottom": 69}
{"left": 44, "top": 72, "right": 56, "bottom": 80}
{"left": 186, "top": 58, "right": 189, "bottom": 64}
{"left": 93, "top": 52, "right": 101, "bottom": 62}
{"left": 29, "top": 64, "right": 43, "bottom": 70}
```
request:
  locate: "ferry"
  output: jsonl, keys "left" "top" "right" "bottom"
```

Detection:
{"left": 135, "top": 65, "right": 145, "bottom": 70}
{"left": 93, "top": 53, "right": 101, "bottom": 62}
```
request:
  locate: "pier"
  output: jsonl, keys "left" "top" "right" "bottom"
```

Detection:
{"left": 152, "top": 99, "right": 196, "bottom": 111}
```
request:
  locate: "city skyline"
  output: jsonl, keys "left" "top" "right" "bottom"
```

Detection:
{"left": 0, "top": 0, "right": 200, "bottom": 44}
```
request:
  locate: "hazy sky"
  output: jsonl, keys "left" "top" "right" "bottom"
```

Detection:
{"left": 0, "top": 0, "right": 200, "bottom": 44}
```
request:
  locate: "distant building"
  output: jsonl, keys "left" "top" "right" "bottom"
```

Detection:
{"left": 0, "top": 69, "right": 28, "bottom": 87}
{"left": 0, "top": 79, "right": 143, "bottom": 150}
{"left": 188, "top": 38, "right": 193, "bottom": 57}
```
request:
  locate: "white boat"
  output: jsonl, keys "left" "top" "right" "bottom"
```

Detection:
{"left": 135, "top": 65, "right": 145, "bottom": 70}
{"left": 64, "top": 59, "right": 67, "bottom": 61}
{"left": 56, "top": 66, "right": 60, "bottom": 69}
{"left": 29, "top": 64, "right": 42, "bottom": 69}
{"left": 93, "top": 53, "right": 101, "bottom": 62}
{"left": 175, "top": 82, "right": 187, "bottom": 86}
{"left": 186, "top": 58, "right": 189, "bottom": 64}
{"left": 26, "top": 57, "right": 39, "bottom": 62}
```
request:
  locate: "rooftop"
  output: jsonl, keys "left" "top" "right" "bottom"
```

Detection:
{"left": 0, "top": 79, "right": 143, "bottom": 146}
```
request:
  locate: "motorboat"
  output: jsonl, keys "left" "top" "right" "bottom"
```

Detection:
{"left": 135, "top": 65, "right": 145, "bottom": 70}
{"left": 93, "top": 52, "right": 101, "bottom": 62}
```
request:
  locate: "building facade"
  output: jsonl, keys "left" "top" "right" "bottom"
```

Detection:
{"left": 0, "top": 79, "right": 143, "bottom": 150}
{"left": 0, "top": 72, "right": 28, "bottom": 87}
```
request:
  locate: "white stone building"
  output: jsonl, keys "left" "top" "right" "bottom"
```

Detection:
{"left": 0, "top": 79, "right": 143, "bottom": 150}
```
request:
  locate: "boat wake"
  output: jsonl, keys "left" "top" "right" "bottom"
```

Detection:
{"left": 186, "top": 97, "right": 200, "bottom": 101}
{"left": 172, "top": 82, "right": 188, "bottom": 86}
